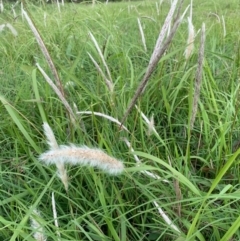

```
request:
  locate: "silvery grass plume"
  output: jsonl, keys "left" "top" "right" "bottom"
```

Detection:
{"left": 40, "top": 144, "right": 124, "bottom": 175}
{"left": 30, "top": 209, "right": 47, "bottom": 241}
{"left": 190, "top": 23, "right": 205, "bottom": 130}
{"left": 121, "top": 0, "right": 189, "bottom": 125}
{"left": 137, "top": 18, "right": 147, "bottom": 52}
{"left": 40, "top": 122, "right": 124, "bottom": 175}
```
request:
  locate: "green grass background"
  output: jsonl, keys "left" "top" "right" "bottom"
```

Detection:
{"left": 1, "top": 0, "right": 240, "bottom": 240}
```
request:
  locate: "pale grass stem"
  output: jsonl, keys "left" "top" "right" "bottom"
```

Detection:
{"left": 155, "top": 2, "right": 160, "bottom": 16}
{"left": 122, "top": 138, "right": 178, "bottom": 232}
{"left": 56, "top": 0, "right": 61, "bottom": 13}
{"left": 153, "top": 201, "right": 181, "bottom": 233}
{"left": 135, "top": 105, "right": 160, "bottom": 138}
{"left": 208, "top": 12, "right": 220, "bottom": 22}
{"left": 137, "top": 18, "right": 147, "bottom": 52}
{"left": 87, "top": 53, "right": 114, "bottom": 93}
{"left": 0, "top": 0, "right": 3, "bottom": 13}
{"left": 22, "top": 9, "right": 65, "bottom": 97}
{"left": 88, "top": 32, "right": 113, "bottom": 91}
{"left": 185, "top": 16, "right": 195, "bottom": 60}
{"left": 36, "top": 63, "right": 76, "bottom": 124}
{"left": 52, "top": 192, "right": 61, "bottom": 241}
{"left": 190, "top": 23, "right": 206, "bottom": 129}
{"left": 222, "top": 15, "right": 226, "bottom": 38}
{"left": 30, "top": 209, "right": 47, "bottom": 241}
{"left": 76, "top": 111, "right": 128, "bottom": 132}
{"left": 122, "top": 138, "right": 169, "bottom": 182}
{"left": 0, "top": 23, "right": 18, "bottom": 36}
{"left": 11, "top": 5, "right": 17, "bottom": 18}
{"left": 44, "top": 12, "right": 47, "bottom": 27}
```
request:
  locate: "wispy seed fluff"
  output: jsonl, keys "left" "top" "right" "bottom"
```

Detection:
{"left": 40, "top": 144, "right": 124, "bottom": 175}
{"left": 40, "top": 123, "right": 124, "bottom": 175}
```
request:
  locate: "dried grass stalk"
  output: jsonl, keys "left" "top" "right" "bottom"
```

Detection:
{"left": 89, "top": 32, "right": 113, "bottom": 90}
{"left": 36, "top": 63, "right": 76, "bottom": 124}
{"left": 22, "top": 9, "right": 65, "bottom": 97}
{"left": 121, "top": 0, "right": 188, "bottom": 125}
{"left": 137, "top": 18, "right": 147, "bottom": 52}
{"left": 190, "top": 23, "right": 206, "bottom": 129}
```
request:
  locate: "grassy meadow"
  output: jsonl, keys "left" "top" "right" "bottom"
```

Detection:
{"left": 1, "top": 0, "right": 240, "bottom": 240}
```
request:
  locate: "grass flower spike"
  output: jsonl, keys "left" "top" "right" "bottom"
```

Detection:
{"left": 40, "top": 144, "right": 124, "bottom": 175}
{"left": 40, "top": 122, "right": 124, "bottom": 175}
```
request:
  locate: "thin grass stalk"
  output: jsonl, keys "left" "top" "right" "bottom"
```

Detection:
{"left": 36, "top": 63, "right": 76, "bottom": 124}
{"left": 56, "top": 0, "right": 61, "bottom": 13}
{"left": 137, "top": 18, "right": 147, "bottom": 52}
{"left": 44, "top": 12, "right": 47, "bottom": 27}
{"left": 208, "top": 12, "right": 220, "bottom": 22}
{"left": 190, "top": 23, "right": 205, "bottom": 129}
{"left": 52, "top": 192, "right": 61, "bottom": 241}
{"left": 185, "top": 0, "right": 194, "bottom": 60}
{"left": 88, "top": 32, "right": 113, "bottom": 88}
{"left": 76, "top": 111, "right": 128, "bottom": 132}
{"left": 12, "top": 5, "right": 17, "bottom": 18}
{"left": 135, "top": 105, "right": 160, "bottom": 138}
{"left": 87, "top": 53, "right": 114, "bottom": 93}
{"left": 6, "top": 23, "right": 18, "bottom": 36}
{"left": 156, "top": 2, "right": 160, "bottom": 16}
{"left": 222, "top": 15, "right": 226, "bottom": 38}
{"left": 189, "top": 0, "right": 192, "bottom": 21}
{"left": 121, "top": 1, "right": 188, "bottom": 125}
{"left": 122, "top": 138, "right": 169, "bottom": 182}
{"left": 153, "top": 201, "right": 181, "bottom": 233}
{"left": 0, "top": 0, "right": 3, "bottom": 13}
{"left": 185, "top": 16, "right": 195, "bottom": 60}
{"left": 22, "top": 9, "right": 65, "bottom": 97}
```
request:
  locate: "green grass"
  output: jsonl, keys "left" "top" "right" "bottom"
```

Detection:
{"left": 1, "top": 0, "right": 240, "bottom": 240}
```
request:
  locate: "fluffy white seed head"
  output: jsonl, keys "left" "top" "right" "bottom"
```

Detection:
{"left": 39, "top": 144, "right": 124, "bottom": 175}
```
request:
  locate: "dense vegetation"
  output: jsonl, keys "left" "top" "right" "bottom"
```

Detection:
{"left": 1, "top": 0, "right": 240, "bottom": 240}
